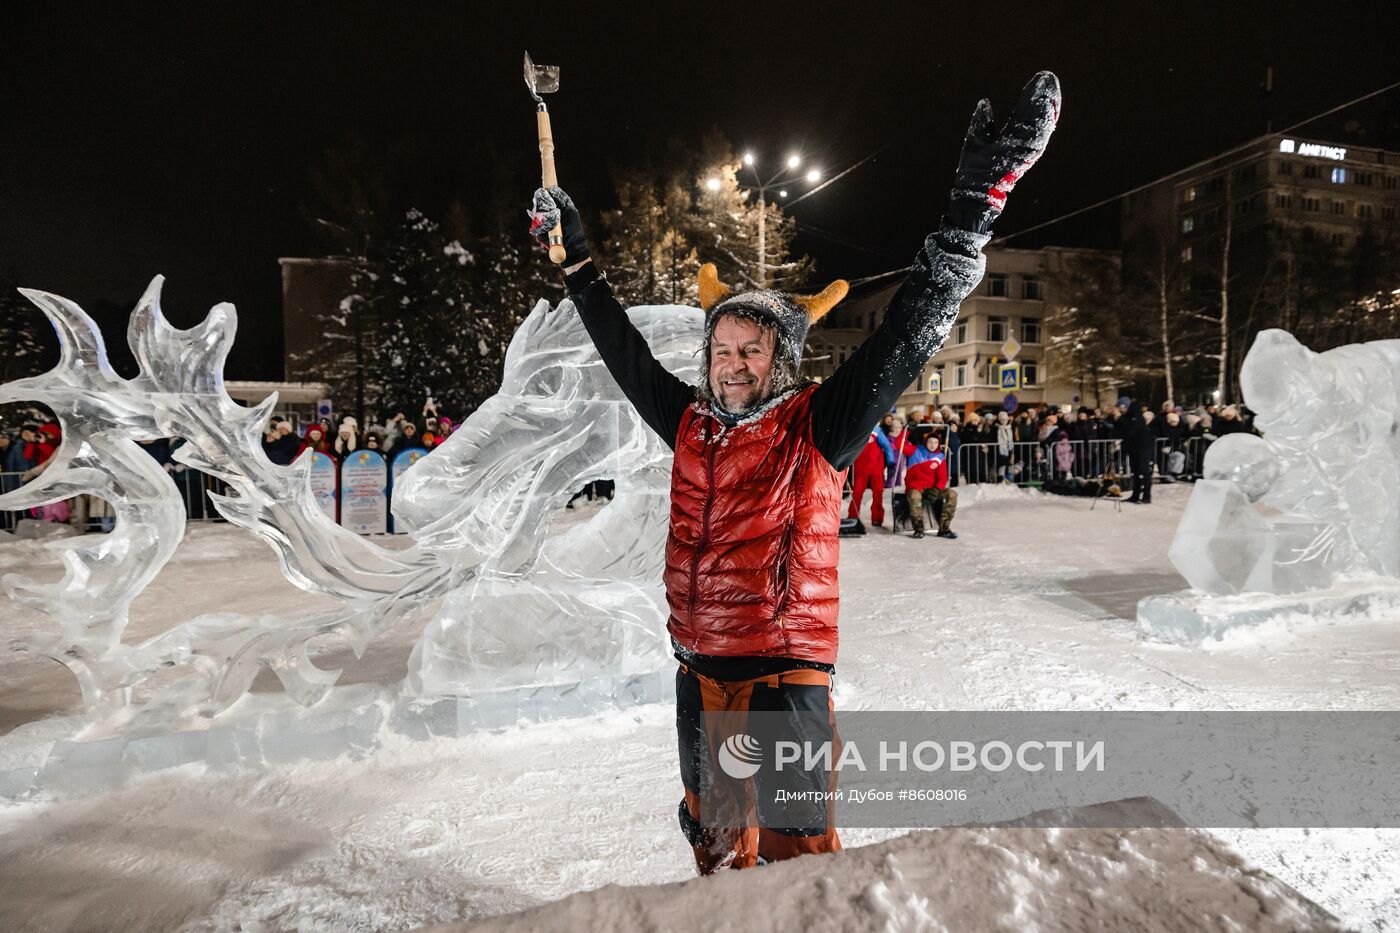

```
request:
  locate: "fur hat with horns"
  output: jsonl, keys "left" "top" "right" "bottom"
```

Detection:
{"left": 698, "top": 263, "right": 848, "bottom": 368}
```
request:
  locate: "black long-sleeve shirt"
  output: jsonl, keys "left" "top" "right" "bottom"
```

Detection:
{"left": 565, "top": 222, "right": 989, "bottom": 470}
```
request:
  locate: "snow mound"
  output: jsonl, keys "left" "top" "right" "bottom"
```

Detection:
{"left": 429, "top": 803, "right": 1338, "bottom": 933}
{"left": 953, "top": 482, "right": 1047, "bottom": 508}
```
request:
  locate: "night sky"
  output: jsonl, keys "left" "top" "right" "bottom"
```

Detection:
{"left": 3, "top": 2, "right": 1396, "bottom": 380}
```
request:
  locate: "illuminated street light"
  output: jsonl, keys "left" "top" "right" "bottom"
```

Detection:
{"left": 739, "top": 150, "right": 840, "bottom": 287}
{"left": 706, "top": 177, "right": 721, "bottom": 191}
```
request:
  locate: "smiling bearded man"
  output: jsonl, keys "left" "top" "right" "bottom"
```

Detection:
{"left": 529, "top": 72, "right": 1060, "bottom": 874}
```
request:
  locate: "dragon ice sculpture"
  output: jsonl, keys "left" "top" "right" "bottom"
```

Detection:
{"left": 1169, "top": 329, "right": 1400, "bottom": 595}
{"left": 0, "top": 277, "right": 702, "bottom": 732}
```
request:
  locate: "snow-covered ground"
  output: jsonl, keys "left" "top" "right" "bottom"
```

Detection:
{"left": 1, "top": 484, "right": 1397, "bottom": 931}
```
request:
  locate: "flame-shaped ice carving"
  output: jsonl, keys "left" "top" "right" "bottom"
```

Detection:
{"left": 1, "top": 279, "right": 704, "bottom": 731}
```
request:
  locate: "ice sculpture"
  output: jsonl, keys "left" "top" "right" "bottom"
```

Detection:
{"left": 398, "top": 300, "right": 703, "bottom": 696}
{"left": 1140, "top": 329, "right": 1400, "bottom": 642}
{"left": 0, "top": 277, "right": 702, "bottom": 739}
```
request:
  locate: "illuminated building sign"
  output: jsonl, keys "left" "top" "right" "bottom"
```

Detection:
{"left": 1279, "top": 139, "right": 1346, "bottom": 161}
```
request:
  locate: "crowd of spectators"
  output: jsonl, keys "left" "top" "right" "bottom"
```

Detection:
{"left": 873, "top": 398, "right": 1259, "bottom": 501}
{"left": 5, "top": 395, "right": 1260, "bottom": 535}
{"left": 261, "top": 403, "right": 459, "bottom": 467}
{"left": 1, "top": 400, "right": 467, "bottom": 533}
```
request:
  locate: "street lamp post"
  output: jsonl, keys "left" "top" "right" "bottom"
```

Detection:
{"left": 740, "top": 151, "right": 819, "bottom": 289}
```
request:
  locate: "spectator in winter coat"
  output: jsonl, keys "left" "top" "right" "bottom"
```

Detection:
{"left": 334, "top": 418, "right": 359, "bottom": 458}
{"left": 848, "top": 427, "right": 895, "bottom": 527}
{"left": 1156, "top": 410, "right": 1185, "bottom": 451}
{"left": 1215, "top": 404, "right": 1248, "bottom": 436}
{"left": 20, "top": 423, "right": 62, "bottom": 484}
{"left": 902, "top": 432, "right": 958, "bottom": 539}
{"left": 884, "top": 416, "right": 909, "bottom": 487}
{"left": 1116, "top": 398, "right": 1156, "bottom": 504}
{"left": 5, "top": 429, "right": 36, "bottom": 475}
{"left": 299, "top": 424, "right": 333, "bottom": 458}
{"left": 364, "top": 431, "right": 385, "bottom": 454}
{"left": 960, "top": 413, "right": 989, "bottom": 483}
{"left": 994, "top": 411, "right": 1014, "bottom": 482}
{"left": 422, "top": 417, "right": 441, "bottom": 449}
{"left": 1012, "top": 410, "right": 1035, "bottom": 444}
{"left": 389, "top": 422, "right": 425, "bottom": 453}
{"left": 1052, "top": 433, "right": 1075, "bottom": 478}
{"left": 1066, "top": 407, "right": 1095, "bottom": 444}
{"left": 263, "top": 421, "right": 301, "bottom": 466}
{"left": 1037, "top": 412, "right": 1065, "bottom": 445}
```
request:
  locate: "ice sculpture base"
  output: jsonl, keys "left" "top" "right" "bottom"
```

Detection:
{"left": 1136, "top": 579, "right": 1400, "bottom": 645}
{"left": 0, "top": 668, "right": 673, "bottom": 801}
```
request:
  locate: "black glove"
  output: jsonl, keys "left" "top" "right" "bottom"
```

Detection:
{"left": 949, "top": 71, "right": 1061, "bottom": 235}
{"left": 528, "top": 185, "right": 591, "bottom": 267}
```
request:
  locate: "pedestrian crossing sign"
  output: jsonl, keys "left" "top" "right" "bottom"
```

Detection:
{"left": 928, "top": 370, "right": 942, "bottom": 393}
{"left": 998, "top": 363, "right": 1021, "bottom": 391}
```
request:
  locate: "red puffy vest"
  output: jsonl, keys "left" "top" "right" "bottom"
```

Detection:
{"left": 663, "top": 385, "right": 845, "bottom": 665}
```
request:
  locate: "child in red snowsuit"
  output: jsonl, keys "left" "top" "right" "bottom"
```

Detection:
{"left": 902, "top": 432, "right": 958, "bottom": 539}
{"left": 848, "top": 428, "right": 894, "bottom": 527}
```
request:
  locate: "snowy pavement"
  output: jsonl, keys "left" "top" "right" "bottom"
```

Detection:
{"left": 0, "top": 484, "right": 1397, "bottom": 931}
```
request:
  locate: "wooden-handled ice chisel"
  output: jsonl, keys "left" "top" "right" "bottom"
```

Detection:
{"left": 523, "top": 51, "right": 566, "bottom": 264}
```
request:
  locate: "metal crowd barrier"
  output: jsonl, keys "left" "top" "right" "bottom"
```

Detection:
{"left": 0, "top": 468, "right": 231, "bottom": 534}
{"left": 955, "top": 436, "right": 1208, "bottom": 488}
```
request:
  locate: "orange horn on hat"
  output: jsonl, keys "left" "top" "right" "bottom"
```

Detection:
{"left": 795, "top": 280, "right": 849, "bottom": 323}
{"left": 697, "top": 263, "right": 731, "bottom": 311}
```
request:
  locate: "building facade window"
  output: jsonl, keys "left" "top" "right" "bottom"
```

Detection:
{"left": 1354, "top": 171, "right": 1373, "bottom": 186}
{"left": 1180, "top": 245, "right": 1193, "bottom": 262}
{"left": 1277, "top": 160, "right": 1293, "bottom": 176}
{"left": 1021, "top": 361, "right": 1039, "bottom": 386}
{"left": 1356, "top": 203, "right": 1374, "bottom": 219}
{"left": 1021, "top": 276, "right": 1043, "bottom": 300}
{"left": 1181, "top": 216, "right": 1195, "bottom": 233}
{"left": 1383, "top": 206, "right": 1397, "bottom": 221}
{"left": 1206, "top": 176, "right": 1224, "bottom": 193}
{"left": 1303, "top": 164, "right": 1320, "bottom": 179}
{"left": 1331, "top": 200, "right": 1346, "bottom": 215}
{"left": 1303, "top": 197, "right": 1321, "bottom": 212}
{"left": 1385, "top": 175, "right": 1399, "bottom": 190}
{"left": 986, "top": 273, "right": 1008, "bottom": 297}
{"left": 986, "top": 316, "right": 1007, "bottom": 342}
{"left": 1275, "top": 193, "right": 1292, "bottom": 208}
{"left": 1330, "top": 167, "right": 1348, "bottom": 184}
{"left": 955, "top": 361, "right": 967, "bottom": 387}
{"left": 1181, "top": 186, "right": 1198, "bottom": 203}
{"left": 954, "top": 321, "right": 968, "bottom": 344}
{"left": 1021, "top": 319, "right": 1041, "bottom": 344}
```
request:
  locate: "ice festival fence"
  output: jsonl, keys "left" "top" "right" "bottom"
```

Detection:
{"left": 4, "top": 437, "right": 1213, "bottom": 532}
{"left": 953, "top": 438, "right": 1208, "bottom": 487}
{"left": 0, "top": 446, "right": 427, "bottom": 534}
